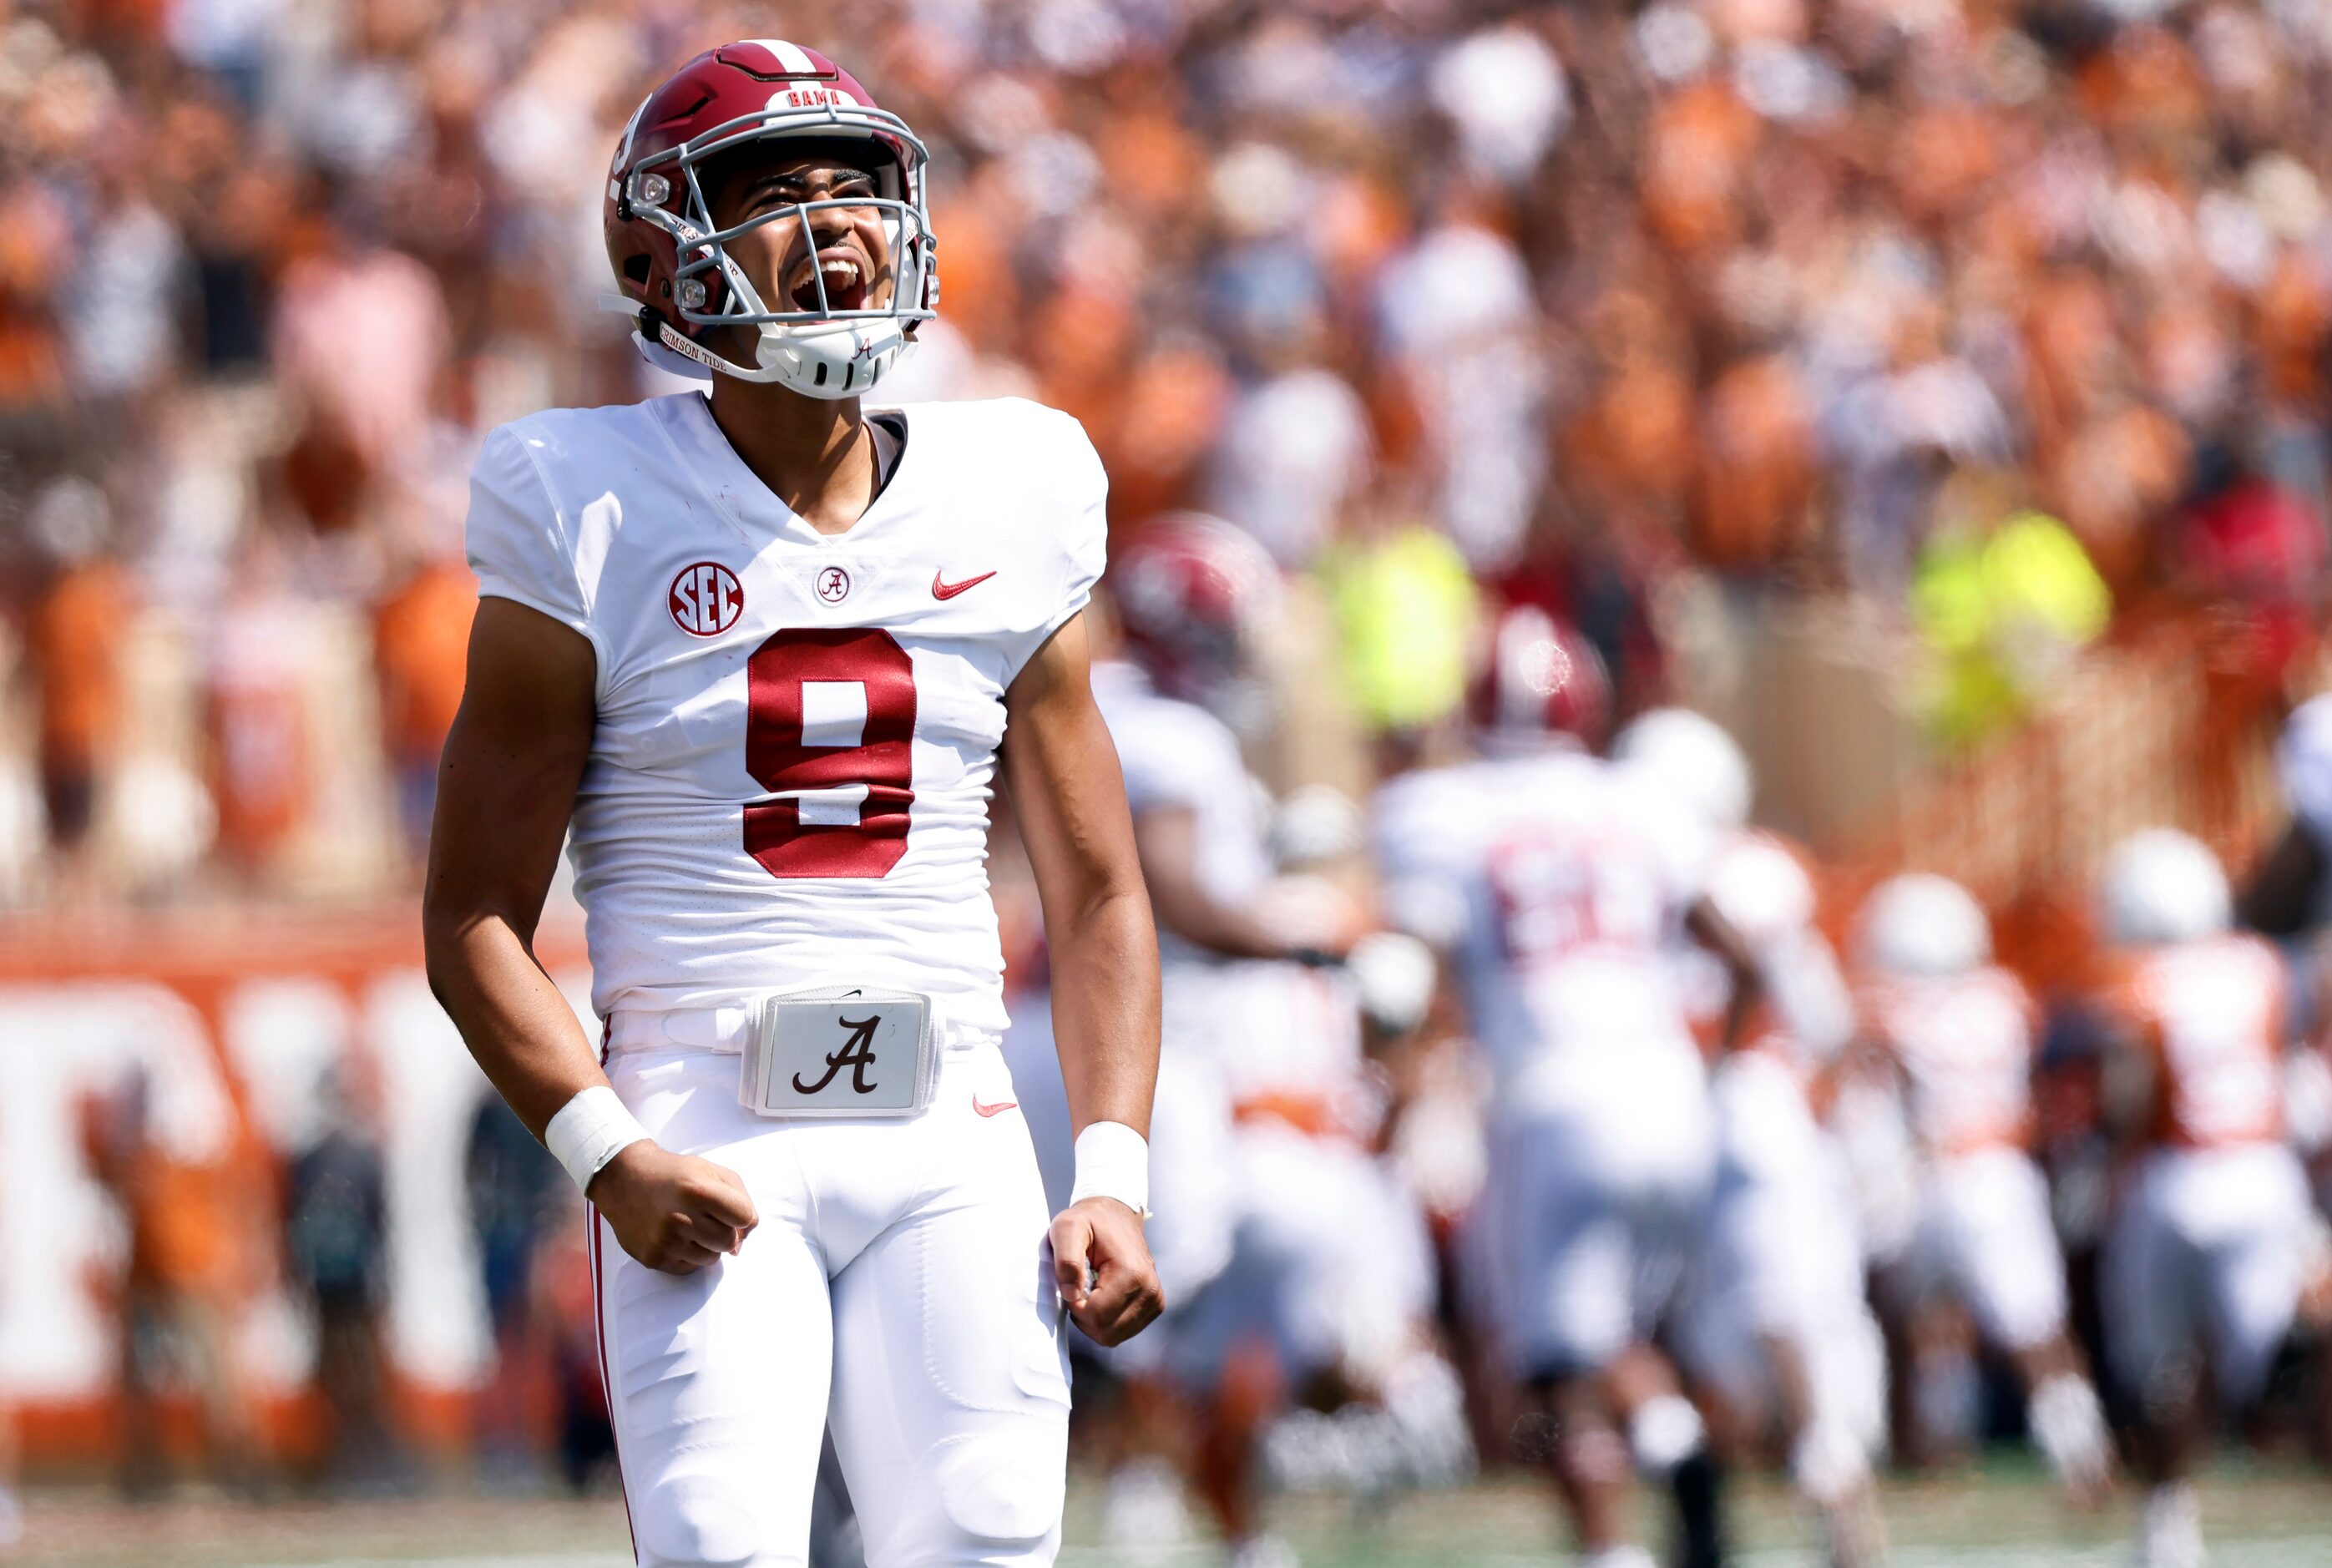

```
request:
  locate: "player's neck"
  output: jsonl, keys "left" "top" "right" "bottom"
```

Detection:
{"left": 706, "top": 377, "right": 877, "bottom": 537}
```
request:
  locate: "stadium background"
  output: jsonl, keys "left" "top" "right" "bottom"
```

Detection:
{"left": 4, "top": 0, "right": 2332, "bottom": 1560}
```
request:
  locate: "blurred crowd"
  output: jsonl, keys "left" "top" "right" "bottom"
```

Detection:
{"left": 6, "top": 0, "right": 2332, "bottom": 901}
{"left": 13, "top": 6, "right": 2332, "bottom": 1564}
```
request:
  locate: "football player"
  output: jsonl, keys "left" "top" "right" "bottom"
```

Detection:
{"left": 2093, "top": 832, "right": 2320, "bottom": 1568}
{"left": 1853, "top": 874, "right": 2112, "bottom": 1504}
{"left": 422, "top": 43, "right": 1163, "bottom": 1568}
{"left": 1373, "top": 610, "right": 1757, "bottom": 1568}
{"left": 1087, "top": 514, "right": 1446, "bottom": 1568}
{"left": 1617, "top": 711, "right": 1887, "bottom": 1568}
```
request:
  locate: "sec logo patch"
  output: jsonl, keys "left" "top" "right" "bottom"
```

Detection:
{"left": 670, "top": 561, "right": 744, "bottom": 636}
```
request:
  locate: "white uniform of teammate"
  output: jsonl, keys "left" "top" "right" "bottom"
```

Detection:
{"left": 2102, "top": 933, "right": 2313, "bottom": 1412}
{"left": 1673, "top": 834, "right": 1884, "bottom": 1470}
{"left": 1866, "top": 966, "right": 2071, "bottom": 1356}
{"left": 1375, "top": 751, "right": 1715, "bottom": 1379}
{"left": 466, "top": 390, "right": 1101, "bottom": 1567}
{"left": 1090, "top": 660, "right": 1429, "bottom": 1383}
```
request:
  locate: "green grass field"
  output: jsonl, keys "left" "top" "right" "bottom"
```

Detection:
{"left": 17, "top": 1464, "right": 2332, "bottom": 1566}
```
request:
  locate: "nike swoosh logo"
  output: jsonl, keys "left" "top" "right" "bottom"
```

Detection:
{"left": 933, "top": 569, "right": 997, "bottom": 600}
{"left": 972, "top": 1096, "right": 1018, "bottom": 1118}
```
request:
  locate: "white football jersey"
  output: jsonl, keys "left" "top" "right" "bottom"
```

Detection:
{"left": 1373, "top": 749, "right": 1711, "bottom": 1078}
{"left": 1690, "top": 832, "right": 1855, "bottom": 1075}
{"left": 464, "top": 392, "right": 1106, "bottom": 1031}
{"left": 1092, "top": 661, "right": 1362, "bottom": 1100}
{"left": 1089, "top": 660, "right": 1271, "bottom": 973}
{"left": 1866, "top": 969, "right": 2036, "bottom": 1157}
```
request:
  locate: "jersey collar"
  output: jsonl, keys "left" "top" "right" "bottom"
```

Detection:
{"left": 656, "top": 391, "right": 918, "bottom": 547}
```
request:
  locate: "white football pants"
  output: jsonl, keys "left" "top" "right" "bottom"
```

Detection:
{"left": 1910, "top": 1147, "right": 2069, "bottom": 1353}
{"left": 591, "top": 1029, "right": 1070, "bottom": 1568}
{"left": 2104, "top": 1142, "right": 2312, "bottom": 1411}
{"left": 1484, "top": 1044, "right": 1716, "bottom": 1379}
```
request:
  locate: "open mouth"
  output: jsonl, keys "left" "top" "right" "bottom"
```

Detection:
{"left": 789, "top": 247, "right": 869, "bottom": 313}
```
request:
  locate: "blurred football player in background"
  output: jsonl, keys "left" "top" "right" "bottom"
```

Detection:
{"left": 1620, "top": 711, "right": 1888, "bottom": 1568}
{"left": 2095, "top": 832, "right": 2322, "bottom": 1568}
{"left": 1853, "top": 874, "right": 2112, "bottom": 1505}
{"left": 1050, "top": 514, "right": 1461, "bottom": 1568}
{"left": 1373, "top": 610, "right": 1758, "bottom": 1568}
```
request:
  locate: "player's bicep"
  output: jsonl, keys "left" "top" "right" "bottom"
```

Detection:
{"left": 425, "top": 597, "right": 597, "bottom": 933}
{"left": 1002, "top": 613, "right": 1145, "bottom": 918}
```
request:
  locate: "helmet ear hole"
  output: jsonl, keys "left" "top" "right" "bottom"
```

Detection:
{"left": 621, "top": 254, "right": 652, "bottom": 289}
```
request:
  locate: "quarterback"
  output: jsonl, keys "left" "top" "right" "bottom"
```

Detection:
{"left": 422, "top": 41, "right": 1163, "bottom": 1568}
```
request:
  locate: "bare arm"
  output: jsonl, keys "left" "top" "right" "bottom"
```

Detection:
{"left": 423, "top": 598, "right": 754, "bottom": 1273}
{"left": 1002, "top": 611, "right": 1165, "bottom": 1343}
{"left": 422, "top": 599, "right": 600, "bottom": 1130}
{"left": 1136, "top": 806, "right": 1357, "bottom": 962}
{"left": 1685, "top": 895, "right": 1765, "bottom": 1054}
{"left": 1004, "top": 613, "right": 1161, "bottom": 1140}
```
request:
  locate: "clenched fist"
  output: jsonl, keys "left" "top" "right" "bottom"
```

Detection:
{"left": 589, "top": 1141, "right": 760, "bottom": 1275}
{"left": 1050, "top": 1196, "right": 1165, "bottom": 1346}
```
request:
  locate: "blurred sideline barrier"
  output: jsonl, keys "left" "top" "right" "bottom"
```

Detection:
{"left": 0, "top": 912, "right": 589, "bottom": 1474}
{"left": 1834, "top": 612, "right": 2294, "bottom": 989}
{"left": 1676, "top": 591, "right": 2293, "bottom": 988}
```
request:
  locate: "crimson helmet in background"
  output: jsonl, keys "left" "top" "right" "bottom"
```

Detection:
{"left": 605, "top": 39, "right": 937, "bottom": 397}
{"left": 1110, "top": 513, "right": 1283, "bottom": 712}
{"left": 1469, "top": 605, "right": 1612, "bottom": 751}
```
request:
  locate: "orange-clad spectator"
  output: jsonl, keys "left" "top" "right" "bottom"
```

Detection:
{"left": 1692, "top": 352, "right": 1817, "bottom": 570}
{"left": 2254, "top": 249, "right": 2331, "bottom": 407}
{"left": 373, "top": 555, "right": 475, "bottom": 866}
{"left": 1640, "top": 79, "right": 1761, "bottom": 255}
{"left": 1100, "top": 343, "right": 1229, "bottom": 529}
{"left": 204, "top": 543, "right": 314, "bottom": 881}
{"left": 80, "top": 1068, "right": 260, "bottom": 1494}
{"left": 0, "top": 178, "right": 68, "bottom": 415}
{"left": 23, "top": 479, "right": 126, "bottom": 871}
{"left": 2046, "top": 399, "right": 2190, "bottom": 589}
{"left": 927, "top": 184, "right": 1019, "bottom": 356}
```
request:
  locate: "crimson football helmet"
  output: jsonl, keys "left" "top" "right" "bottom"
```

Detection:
{"left": 605, "top": 39, "right": 936, "bottom": 397}
{"left": 1470, "top": 605, "right": 1612, "bottom": 750}
{"left": 1110, "top": 513, "right": 1282, "bottom": 712}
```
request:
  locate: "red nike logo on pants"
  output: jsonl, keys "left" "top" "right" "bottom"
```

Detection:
{"left": 973, "top": 1096, "right": 1018, "bottom": 1117}
{"left": 933, "top": 569, "right": 997, "bottom": 599}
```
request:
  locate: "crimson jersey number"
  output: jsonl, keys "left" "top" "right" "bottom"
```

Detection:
{"left": 744, "top": 627, "right": 916, "bottom": 878}
{"left": 1488, "top": 830, "right": 1662, "bottom": 966}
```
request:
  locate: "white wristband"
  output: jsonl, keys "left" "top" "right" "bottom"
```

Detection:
{"left": 544, "top": 1085, "right": 652, "bottom": 1196}
{"left": 1069, "top": 1120, "right": 1151, "bottom": 1217}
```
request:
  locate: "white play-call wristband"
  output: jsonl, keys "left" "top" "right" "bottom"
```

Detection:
{"left": 545, "top": 1085, "right": 652, "bottom": 1196}
{"left": 1069, "top": 1120, "right": 1151, "bottom": 1217}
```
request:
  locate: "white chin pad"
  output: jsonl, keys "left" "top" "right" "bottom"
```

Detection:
{"left": 754, "top": 319, "right": 910, "bottom": 398}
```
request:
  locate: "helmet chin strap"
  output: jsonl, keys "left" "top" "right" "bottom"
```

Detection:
{"left": 630, "top": 322, "right": 714, "bottom": 382}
